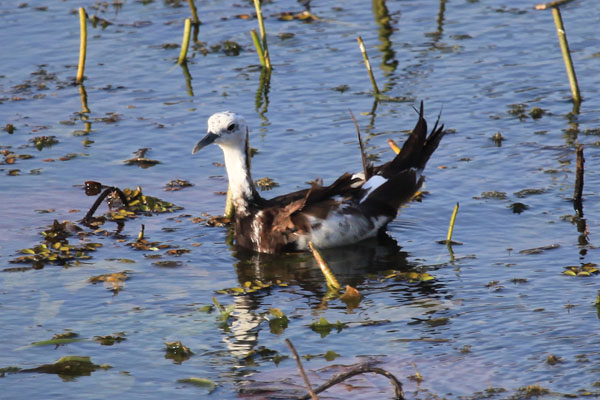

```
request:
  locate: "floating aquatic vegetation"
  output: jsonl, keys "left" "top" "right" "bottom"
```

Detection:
{"left": 515, "top": 384, "right": 549, "bottom": 398}
{"left": 309, "top": 317, "right": 347, "bottom": 338}
{"left": 29, "top": 332, "right": 84, "bottom": 348}
{"left": 192, "top": 40, "right": 243, "bottom": 56}
{"left": 274, "top": 10, "right": 320, "bottom": 22}
{"left": 519, "top": 243, "right": 560, "bottom": 255}
{"left": 529, "top": 106, "right": 546, "bottom": 119}
{"left": 514, "top": 188, "right": 546, "bottom": 198}
{"left": 3, "top": 123, "right": 16, "bottom": 133}
{"left": 563, "top": 263, "right": 598, "bottom": 277}
{"left": 303, "top": 350, "right": 340, "bottom": 362}
{"left": 177, "top": 377, "right": 217, "bottom": 393}
{"left": 255, "top": 177, "right": 279, "bottom": 191}
{"left": 509, "top": 202, "right": 529, "bottom": 214}
{"left": 546, "top": 354, "right": 563, "bottom": 365}
{"left": 192, "top": 214, "right": 231, "bottom": 227}
{"left": 378, "top": 270, "right": 435, "bottom": 283}
{"left": 165, "top": 341, "right": 194, "bottom": 364}
{"left": 268, "top": 308, "right": 289, "bottom": 335}
{"left": 474, "top": 191, "right": 507, "bottom": 200}
{"left": 89, "top": 271, "right": 129, "bottom": 292}
{"left": 243, "top": 346, "right": 287, "bottom": 366}
{"left": 84, "top": 185, "right": 182, "bottom": 228}
{"left": 93, "top": 333, "right": 126, "bottom": 346}
{"left": 20, "top": 356, "right": 111, "bottom": 379}
{"left": 8, "top": 220, "right": 102, "bottom": 269}
{"left": 30, "top": 136, "right": 58, "bottom": 150}
{"left": 164, "top": 179, "right": 192, "bottom": 191}
{"left": 215, "top": 279, "right": 287, "bottom": 296}
{"left": 491, "top": 132, "right": 505, "bottom": 145}
{"left": 123, "top": 148, "right": 160, "bottom": 168}
{"left": 153, "top": 260, "right": 182, "bottom": 268}
{"left": 507, "top": 103, "right": 529, "bottom": 121}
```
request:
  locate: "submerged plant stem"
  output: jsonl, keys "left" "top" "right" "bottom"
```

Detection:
{"left": 178, "top": 18, "right": 192, "bottom": 65}
{"left": 76, "top": 7, "right": 87, "bottom": 84}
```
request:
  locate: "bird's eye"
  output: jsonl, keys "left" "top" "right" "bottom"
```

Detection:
{"left": 227, "top": 123, "right": 236, "bottom": 132}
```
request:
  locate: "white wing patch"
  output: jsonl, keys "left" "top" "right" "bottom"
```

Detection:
{"left": 360, "top": 175, "right": 388, "bottom": 203}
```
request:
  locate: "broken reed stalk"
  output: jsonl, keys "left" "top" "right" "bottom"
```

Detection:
{"left": 299, "top": 364, "right": 405, "bottom": 400}
{"left": 188, "top": 0, "right": 200, "bottom": 26}
{"left": 253, "top": 0, "right": 271, "bottom": 70}
{"left": 357, "top": 36, "right": 380, "bottom": 95}
{"left": 446, "top": 202, "right": 459, "bottom": 243}
{"left": 178, "top": 18, "right": 192, "bottom": 65}
{"left": 573, "top": 145, "right": 584, "bottom": 215}
{"left": 534, "top": 0, "right": 575, "bottom": 10}
{"left": 550, "top": 7, "right": 581, "bottom": 104}
{"left": 76, "top": 7, "right": 87, "bottom": 84}
{"left": 250, "top": 29, "right": 266, "bottom": 68}
{"left": 308, "top": 242, "right": 341, "bottom": 291}
{"left": 285, "top": 339, "right": 319, "bottom": 400}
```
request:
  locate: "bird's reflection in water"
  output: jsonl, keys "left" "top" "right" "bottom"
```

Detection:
{"left": 219, "top": 234, "right": 421, "bottom": 358}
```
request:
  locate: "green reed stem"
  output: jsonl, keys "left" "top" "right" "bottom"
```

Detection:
{"left": 177, "top": 18, "right": 192, "bottom": 65}
{"left": 76, "top": 7, "right": 87, "bottom": 84}
{"left": 551, "top": 7, "right": 581, "bottom": 104}
{"left": 357, "top": 36, "right": 380, "bottom": 95}
{"left": 446, "top": 202, "right": 459, "bottom": 243}
{"left": 253, "top": 0, "right": 271, "bottom": 70}
{"left": 250, "top": 29, "right": 266, "bottom": 68}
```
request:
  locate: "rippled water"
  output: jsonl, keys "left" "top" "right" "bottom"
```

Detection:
{"left": 1, "top": 0, "right": 600, "bottom": 398}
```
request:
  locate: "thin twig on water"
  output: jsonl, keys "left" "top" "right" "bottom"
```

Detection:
{"left": 285, "top": 339, "right": 318, "bottom": 400}
{"left": 299, "top": 364, "right": 405, "bottom": 400}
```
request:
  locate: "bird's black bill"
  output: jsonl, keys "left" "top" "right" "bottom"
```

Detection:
{"left": 192, "top": 132, "right": 218, "bottom": 154}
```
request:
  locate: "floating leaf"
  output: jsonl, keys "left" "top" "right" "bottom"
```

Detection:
{"left": 177, "top": 377, "right": 217, "bottom": 393}
{"left": 165, "top": 341, "right": 194, "bottom": 364}
{"left": 268, "top": 308, "right": 289, "bottom": 335}
{"left": 21, "top": 356, "right": 111, "bottom": 378}
{"left": 309, "top": 317, "right": 346, "bottom": 337}
{"left": 324, "top": 350, "right": 340, "bottom": 361}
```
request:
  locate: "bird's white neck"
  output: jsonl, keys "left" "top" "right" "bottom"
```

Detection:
{"left": 220, "top": 140, "right": 256, "bottom": 216}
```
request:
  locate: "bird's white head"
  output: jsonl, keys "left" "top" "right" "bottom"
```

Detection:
{"left": 192, "top": 111, "right": 248, "bottom": 154}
